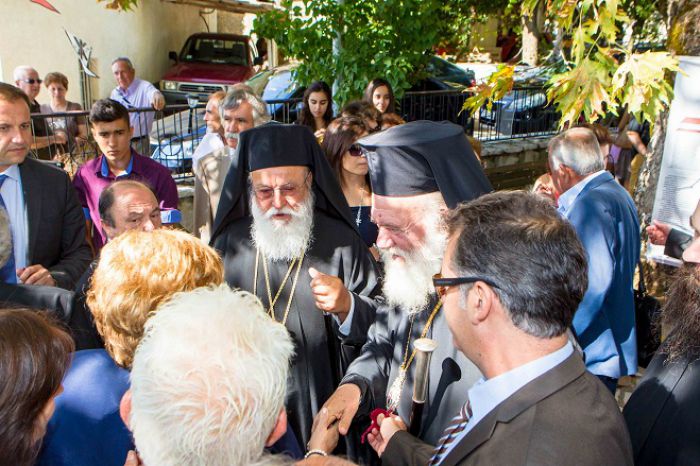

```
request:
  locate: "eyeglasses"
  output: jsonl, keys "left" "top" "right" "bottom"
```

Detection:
{"left": 20, "top": 78, "right": 42, "bottom": 85}
{"left": 432, "top": 273, "right": 500, "bottom": 299}
{"left": 253, "top": 172, "right": 310, "bottom": 201}
{"left": 348, "top": 145, "right": 364, "bottom": 157}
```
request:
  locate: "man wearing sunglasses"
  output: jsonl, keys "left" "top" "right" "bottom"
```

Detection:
{"left": 314, "top": 121, "right": 492, "bottom": 462}
{"left": 370, "top": 192, "right": 633, "bottom": 466}
{"left": 210, "top": 123, "right": 380, "bottom": 455}
{"left": 13, "top": 66, "right": 66, "bottom": 159}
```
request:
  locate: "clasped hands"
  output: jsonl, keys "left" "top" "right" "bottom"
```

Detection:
{"left": 310, "top": 384, "right": 407, "bottom": 458}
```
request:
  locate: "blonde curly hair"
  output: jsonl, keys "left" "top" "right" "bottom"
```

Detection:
{"left": 87, "top": 229, "right": 224, "bottom": 369}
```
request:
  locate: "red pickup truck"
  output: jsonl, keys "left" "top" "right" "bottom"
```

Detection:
{"left": 160, "top": 33, "right": 258, "bottom": 105}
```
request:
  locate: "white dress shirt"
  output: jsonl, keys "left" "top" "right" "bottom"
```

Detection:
{"left": 0, "top": 165, "right": 28, "bottom": 276}
{"left": 110, "top": 78, "right": 159, "bottom": 138}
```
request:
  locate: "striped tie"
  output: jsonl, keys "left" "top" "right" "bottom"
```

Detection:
{"left": 429, "top": 399, "right": 473, "bottom": 465}
{"left": 0, "top": 175, "right": 16, "bottom": 284}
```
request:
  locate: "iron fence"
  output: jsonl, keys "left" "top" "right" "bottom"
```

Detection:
{"left": 473, "top": 86, "right": 559, "bottom": 141}
{"left": 28, "top": 87, "right": 559, "bottom": 181}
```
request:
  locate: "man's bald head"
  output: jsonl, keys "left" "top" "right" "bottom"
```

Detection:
{"left": 99, "top": 180, "right": 161, "bottom": 241}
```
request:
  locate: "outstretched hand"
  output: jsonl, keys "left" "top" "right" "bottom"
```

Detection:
{"left": 367, "top": 412, "right": 407, "bottom": 457}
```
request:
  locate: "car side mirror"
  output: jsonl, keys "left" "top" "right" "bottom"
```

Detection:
{"left": 168, "top": 51, "right": 178, "bottom": 62}
{"left": 253, "top": 56, "right": 264, "bottom": 66}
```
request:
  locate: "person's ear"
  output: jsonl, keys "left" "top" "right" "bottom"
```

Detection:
{"left": 265, "top": 408, "right": 288, "bottom": 447}
{"left": 120, "top": 389, "right": 132, "bottom": 430}
{"left": 471, "top": 283, "right": 493, "bottom": 324}
{"left": 129, "top": 125, "right": 135, "bottom": 139}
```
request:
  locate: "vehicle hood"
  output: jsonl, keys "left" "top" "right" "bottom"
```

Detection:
{"left": 162, "top": 62, "right": 252, "bottom": 84}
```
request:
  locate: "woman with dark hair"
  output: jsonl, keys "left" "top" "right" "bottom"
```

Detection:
{"left": 341, "top": 100, "right": 381, "bottom": 134}
{"left": 363, "top": 78, "right": 395, "bottom": 114}
{"left": 0, "top": 308, "right": 74, "bottom": 466}
{"left": 322, "top": 116, "right": 378, "bottom": 251}
{"left": 297, "top": 81, "right": 333, "bottom": 140}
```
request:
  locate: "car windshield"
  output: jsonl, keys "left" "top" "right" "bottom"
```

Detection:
{"left": 261, "top": 69, "right": 296, "bottom": 101}
{"left": 180, "top": 37, "right": 249, "bottom": 66}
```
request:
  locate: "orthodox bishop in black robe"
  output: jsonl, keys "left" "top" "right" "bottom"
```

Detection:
{"left": 320, "top": 121, "right": 493, "bottom": 460}
{"left": 210, "top": 123, "right": 381, "bottom": 451}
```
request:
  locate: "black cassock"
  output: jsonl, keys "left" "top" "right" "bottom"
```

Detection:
{"left": 213, "top": 211, "right": 380, "bottom": 450}
{"left": 342, "top": 294, "right": 482, "bottom": 450}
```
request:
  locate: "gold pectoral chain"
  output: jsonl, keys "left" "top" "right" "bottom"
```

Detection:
{"left": 401, "top": 299, "right": 443, "bottom": 371}
{"left": 387, "top": 299, "right": 442, "bottom": 412}
{"left": 253, "top": 247, "right": 306, "bottom": 326}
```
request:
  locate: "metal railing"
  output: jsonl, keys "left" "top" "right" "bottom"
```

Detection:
{"left": 28, "top": 87, "right": 559, "bottom": 181}
{"left": 473, "top": 86, "right": 559, "bottom": 141}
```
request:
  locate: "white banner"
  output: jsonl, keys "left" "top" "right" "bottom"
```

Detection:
{"left": 648, "top": 56, "right": 700, "bottom": 266}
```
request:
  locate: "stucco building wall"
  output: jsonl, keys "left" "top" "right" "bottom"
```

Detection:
{"left": 0, "top": 1, "right": 241, "bottom": 106}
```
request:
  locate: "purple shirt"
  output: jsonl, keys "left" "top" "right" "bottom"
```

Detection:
{"left": 110, "top": 78, "right": 159, "bottom": 137}
{"left": 73, "top": 150, "right": 178, "bottom": 251}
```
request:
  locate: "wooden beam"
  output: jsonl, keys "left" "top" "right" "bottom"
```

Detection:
{"left": 161, "top": 0, "right": 278, "bottom": 14}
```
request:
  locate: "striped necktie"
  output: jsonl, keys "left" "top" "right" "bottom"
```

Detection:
{"left": 0, "top": 174, "right": 17, "bottom": 284}
{"left": 429, "top": 399, "right": 473, "bottom": 465}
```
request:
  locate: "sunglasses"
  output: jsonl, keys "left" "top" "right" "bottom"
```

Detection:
{"left": 21, "top": 78, "right": 42, "bottom": 85}
{"left": 348, "top": 145, "right": 364, "bottom": 157}
{"left": 432, "top": 273, "right": 500, "bottom": 299}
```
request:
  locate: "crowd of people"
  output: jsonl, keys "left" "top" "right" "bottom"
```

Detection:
{"left": 0, "top": 54, "right": 697, "bottom": 466}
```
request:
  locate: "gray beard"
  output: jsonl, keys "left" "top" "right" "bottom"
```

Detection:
{"left": 378, "top": 226, "right": 448, "bottom": 314}
{"left": 250, "top": 191, "right": 315, "bottom": 262}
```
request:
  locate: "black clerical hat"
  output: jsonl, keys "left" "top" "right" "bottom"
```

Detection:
{"left": 358, "top": 120, "right": 492, "bottom": 208}
{"left": 209, "top": 123, "right": 359, "bottom": 243}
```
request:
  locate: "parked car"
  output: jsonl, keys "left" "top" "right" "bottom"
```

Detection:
{"left": 160, "top": 33, "right": 258, "bottom": 105}
{"left": 246, "top": 56, "right": 476, "bottom": 123}
{"left": 478, "top": 67, "right": 559, "bottom": 136}
{"left": 150, "top": 106, "right": 206, "bottom": 173}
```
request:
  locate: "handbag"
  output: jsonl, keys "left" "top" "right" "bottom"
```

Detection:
{"left": 635, "top": 261, "right": 662, "bottom": 368}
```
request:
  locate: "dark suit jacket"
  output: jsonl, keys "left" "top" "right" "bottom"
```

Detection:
{"left": 19, "top": 158, "right": 92, "bottom": 289}
{"left": 623, "top": 347, "right": 700, "bottom": 466}
{"left": 383, "top": 353, "right": 634, "bottom": 466}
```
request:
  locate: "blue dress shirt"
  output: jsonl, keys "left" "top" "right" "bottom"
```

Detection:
{"left": 0, "top": 165, "right": 28, "bottom": 274}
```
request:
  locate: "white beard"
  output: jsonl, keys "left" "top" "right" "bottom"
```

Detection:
{"left": 379, "top": 218, "right": 447, "bottom": 314}
{"left": 250, "top": 191, "right": 315, "bottom": 262}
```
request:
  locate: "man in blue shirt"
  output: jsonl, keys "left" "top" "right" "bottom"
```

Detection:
{"left": 366, "top": 192, "right": 633, "bottom": 466}
{"left": 549, "top": 127, "right": 640, "bottom": 393}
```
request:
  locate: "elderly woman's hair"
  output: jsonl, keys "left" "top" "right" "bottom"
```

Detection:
{"left": 363, "top": 78, "right": 396, "bottom": 114}
{"left": 86, "top": 229, "right": 224, "bottom": 369}
{"left": 322, "top": 116, "right": 368, "bottom": 188}
{"left": 219, "top": 88, "right": 270, "bottom": 127}
{"left": 0, "top": 309, "right": 74, "bottom": 466}
{"left": 130, "top": 285, "right": 294, "bottom": 466}
{"left": 446, "top": 191, "right": 588, "bottom": 338}
{"left": 43, "top": 72, "right": 69, "bottom": 90}
{"left": 297, "top": 81, "right": 333, "bottom": 131}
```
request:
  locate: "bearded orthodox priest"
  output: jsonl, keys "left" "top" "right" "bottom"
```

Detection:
{"left": 210, "top": 123, "right": 381, "bottom": 451}
{"left": 315, "top": 121, "right": 493, "bottom": 461}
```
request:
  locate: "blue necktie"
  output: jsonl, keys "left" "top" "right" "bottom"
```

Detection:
{"left": 0, "top": 174, "right": 17, "bottom": 284}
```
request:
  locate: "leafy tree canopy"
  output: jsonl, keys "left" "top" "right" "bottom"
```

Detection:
{"left": 464, "top": 0, "right": 679, "bottom": 129}
{"left": 254, "top": 0, "right": 444, "bottom": 105}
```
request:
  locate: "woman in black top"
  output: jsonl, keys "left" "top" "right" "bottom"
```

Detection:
{"left": 322, "top": 116, "right": 379, "bottom": 253}
{"left": 296, "top": 81, "right": 333, "bottom": 141}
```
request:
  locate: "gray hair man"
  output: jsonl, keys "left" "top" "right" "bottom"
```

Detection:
{"left": 109, "top": 57, "right": 165, "bottom": 156}
{"left": 220, "top": 87, "right": 271, "bottom": 150}
{"left": 13, "top": 65, "right": 66, "bottom": 159}
{"left": 121, "top": 285, "right": 294, "bottom": 465}
{"left": 549, "top": 127, "right": 640, "bottom": 394}
{"left": 371, "top": 191, "right": 633, "bottom": 466}
{"left": 193, "top": 87, "right": 270, "bottom": 241}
